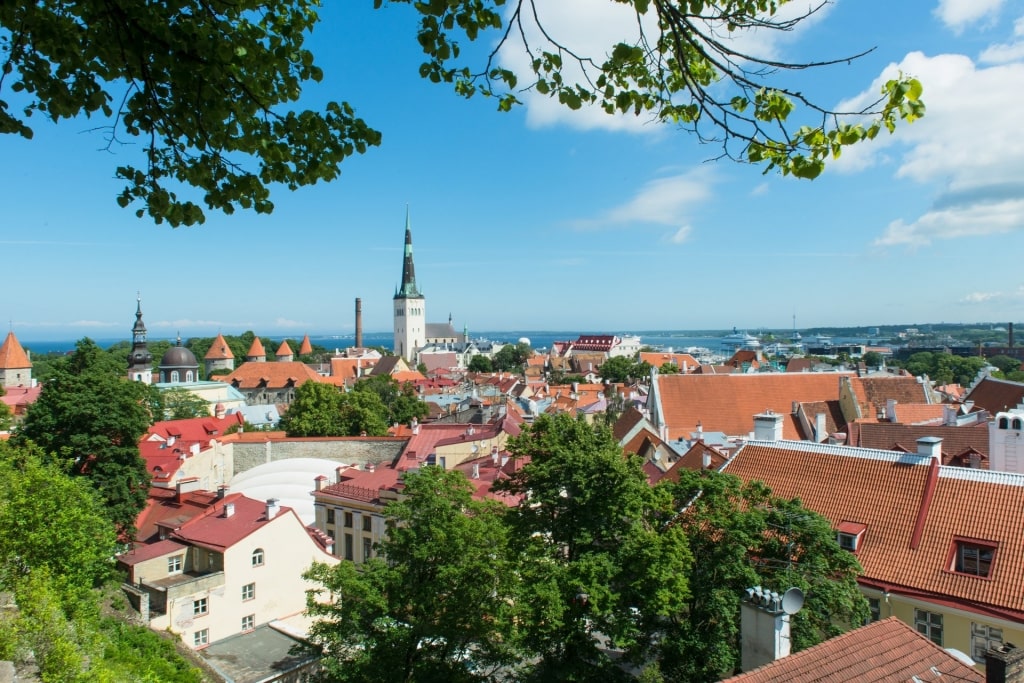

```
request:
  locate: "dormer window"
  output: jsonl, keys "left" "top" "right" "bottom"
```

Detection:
{"left": 950, "top": 538, "right": 997, "bottom": 578}
{"left": 836, "top": 521, "right": 867, "bottom": 553}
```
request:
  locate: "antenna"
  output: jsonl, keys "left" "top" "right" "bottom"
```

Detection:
{"left": 781, "top": 587, "right": 804, "bottom": 615}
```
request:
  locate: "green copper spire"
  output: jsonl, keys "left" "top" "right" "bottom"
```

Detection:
{"left": 395, "top": 206, "right": 422, "bottom": 299}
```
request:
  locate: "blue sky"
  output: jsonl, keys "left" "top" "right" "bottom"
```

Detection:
{"left": 4, "top": 0, "right": 1024, "bottom": 342}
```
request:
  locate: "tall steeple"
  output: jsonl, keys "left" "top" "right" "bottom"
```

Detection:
{"left": 396, "top": 206, "right": 421, "bottom": 299}
{"left": 127, "top": 294, "right": 153, "bottom": 383}
{"left": 393, "top": 207, "right": 426, "bottom": 363}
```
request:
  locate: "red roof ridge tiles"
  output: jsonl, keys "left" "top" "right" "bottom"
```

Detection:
{"left": 0, "top": 331, "right": 31, "bottom": 369}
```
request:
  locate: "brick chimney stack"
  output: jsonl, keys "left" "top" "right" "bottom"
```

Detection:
{"left": 987, "top": 643, "right": 1024, "bottom": 683}
{"left": 355, "top": 298, "right": 363, "bottom": 348}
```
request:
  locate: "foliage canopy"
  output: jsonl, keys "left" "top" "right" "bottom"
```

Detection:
{"left": 1, "top": 0, "right": 922, "bottom": 225}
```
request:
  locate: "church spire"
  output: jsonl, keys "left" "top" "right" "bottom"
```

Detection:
{"left": 396, "top": 206, "right": 421, "bottom": 299}
{"left": 127, "top": 294, "right": 153, "bottom": 383}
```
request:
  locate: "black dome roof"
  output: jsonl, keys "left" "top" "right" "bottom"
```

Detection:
{"left": 160, "top": 343, "right": 198, "bottom": 369}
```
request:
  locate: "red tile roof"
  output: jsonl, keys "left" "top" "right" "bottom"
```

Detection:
{"left": 723, "top": 617, "right": 982, "bottom": 682}
{"left": 655, "top": 373, "right": 852, "bottom": 440}
{"left": 170, "top": 494, "right": 296, "bottom": 552}
{"left": 217, "top": 361, "right": 322, "bottom": 390}
{"left": 0, "top": 331, "right": 31, "bottom": 369}
{"left": 639, "top": 352, "right": 700, "bottom": 372}
{"left": 724, "top": 440, "right": 1024, "bottom": 622}
{"left": 133, "top": 487, "right": 226, "bottom": 543}
{"left": 204, "top": 333, "right": 234, "bottom": 360}
{"left": 848, "top": 376, "right": 934, "bottom": 418}
{"left": 0, "top": 384, "right": 41, "bottom": 415}
{"left": 965, "top": 376, "right": 1024, "bottom": 414}
{"left": 298, "top": 334, "right": 313, "bottom": 356}
{"left": 847, "top": 421, "right": 990, "bottom": 461}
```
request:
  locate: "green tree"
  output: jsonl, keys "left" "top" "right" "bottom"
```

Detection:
{"left": 0, "top": 397, "right": 10, "bottom": 431}
{"left": 658, "top": 362, "right": 680, "bottom": 375}
{"left": 861, "top": 350, "right": 884, "bottom": 368}
{"left": 0, "top": 442, "right": 117, "bottom": 594}
{"left": 352, "top": 375, "right": 430, "bottom": 427}
{"left": 1, "top": 2, "right": 922, "bottom": 225}
{"left": 339, "top": 389, "right": 392, "bottom": 437}
{"left": 495, "top": 414, "right": 691, "bottom": 680}
{"left": 467, "top": 355, "right": 493, "bottom": 373}
{"left": 16, "top": 339, "right": 154, "bottom": 537}
{"left": 657, "top": 469, "right": 867, "bottom": 680}
{"left": 598, "top": 355, "right": 650, "bottom": 383}
{"left": 987, "top": 355, "right": 1022, "bottom": 376}
{"left": 306, "top": 467, "right": 520, "bottom": 682}
{"left": 159, "top": 386, "right": 210, "bottom": 420}
{"left": 279, "top": 381, "right": 345, "bottom": 437}
{"left": 492, "top": 342, "right": 532, "bottom": 373}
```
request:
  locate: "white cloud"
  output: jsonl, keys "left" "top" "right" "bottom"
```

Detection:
{"left": 960, "top": 291, "right": 1000, "bottom": 303}
{"left": 979, "top": 16, "right": 1024, "bottom": 63}
{"left": 934, "top": 0, "right": 1004, "bottom": 33}
{"left": 67, "top": 320, "right": 119, "bottom": 328}
{"left": 836, "top": 48, "right": 1024, "bottom": 246}
{"left": 667, "top": 226, "right": 693, "bottom": 244}
{"left": 274, "top": 317, "right": 309, "bottom": 328}
{"left": 573, "top": 169, "right": 714, "bottom": 231}
{"left": 496, "top": 0, "right": 832, "bottom": 133}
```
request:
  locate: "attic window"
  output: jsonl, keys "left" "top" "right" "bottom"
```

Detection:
{"left": 836, "top": 521, "right": 867, "bottom": 553}
{"left": 949, "top": 538, "right": 997, "bottom": 578}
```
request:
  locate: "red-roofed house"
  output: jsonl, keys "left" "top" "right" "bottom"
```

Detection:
{"left": 216, "top": 361, "right": 323, "bottom": 405}
{"left": 140, "top": 413, "right": 245, "bottom": 490}
{"left": 119, "top": 492, "right": 337, "bottom": 649}
{"left": 722, "top": 436, "right": 1024, "bottom": 664}
{"left": 312, "top": 413, "right": 524, "bottom": 563}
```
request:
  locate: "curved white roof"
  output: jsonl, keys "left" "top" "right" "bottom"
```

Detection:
{"left": 229, "top": 458, "right": 344, "bottom": 525}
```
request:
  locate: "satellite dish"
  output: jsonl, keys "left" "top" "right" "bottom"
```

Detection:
{"left": 781, "top": 587, "right": 804, "bottom": 615}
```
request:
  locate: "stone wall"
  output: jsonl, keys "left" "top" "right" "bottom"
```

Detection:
{"left": 231, "top": 438, "right": 406, "bottom": 476}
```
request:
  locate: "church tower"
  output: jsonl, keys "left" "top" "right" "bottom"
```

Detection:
{"left": 127, "top": 295, "right": 153, "bottom": 384}
{"left": 393, "top": 209, "right": 425, "bottom": 362}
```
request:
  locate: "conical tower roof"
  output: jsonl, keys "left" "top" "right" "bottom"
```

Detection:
{"left": 246, "top": 337, "right": 266, "bottom": 358}
{"left": 0, "top": 331, "right": 31, "bottom": 369}
{"left": 298, "top": 334, "right": 313, "bottom": 356}
{"left": 205, "top": 333, "right": 235, "bottom": 360}
{"left": 275, "top": 340, "right": 294, "bottom": 357}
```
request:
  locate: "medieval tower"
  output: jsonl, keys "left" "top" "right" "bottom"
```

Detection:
{"left": 393, "top": 209, "right": 425, "bottom": 362}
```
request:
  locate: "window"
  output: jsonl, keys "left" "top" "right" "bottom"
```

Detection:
{"left": 194, "top": 629, "right": 209, "bottom": 647}
{"left": 953, "top": 540, "right": 996, "bottom": 577}
{"left": 171, "top": 371, "right": 180, "bottom": 383}
{"left": 344, "top": 512, "right": 353, "bottom": 528}
{"left": 193, "top": 598, "right": 208, "bottom": 616}
{"left": 242, "top": 583, "right": 255, "bottom": 601}
{"left": 363, "top": 516, "right": 372, "bottom": 532}
{"left": 326, "top": 509, "right": 335, "bottom": 525}
{"left": 363, "top": 537, "right": 373, "bottom": 562}
{"left": 836, "top": 522, "right": 866, "bottom": 553}
{"left": 915, "top": 609, "right": 943, "bottom": 646}
{"left": 837, "top": 533, "right": 858, "bottom": 552}
{"left": 972, "top": 622, "right": 1003, "bottom": 662}
{"left": 242, "top": 614, "right": 255, "bottom": 633}
{"left": 868, "top": 598, "right": 881, "bottom": 623}
{"left": 252, "top": 548, "right": 264, "bottom": 567}
{"left": 168, "top": 555, "right": 183, "bottom": 574}
{"left": 345, "top": 534, "right": 354, "bottom": 561}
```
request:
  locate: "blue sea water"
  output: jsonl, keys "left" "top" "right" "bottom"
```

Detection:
{"left": 22, "top": 331, "right": 730, "bottom": 356}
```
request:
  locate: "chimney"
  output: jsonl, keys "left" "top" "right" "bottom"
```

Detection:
{"left": 696, "top": 421, "right": 703, "bottom": 441}
{"left": 217, "top": 485, "right": 229, "bottom": 499}
{"left": 944, "top": 405, "right": 959, "bottom": 426}
{"left": 265, "top": 498, "right": 280, "bottom": 520}
{"left": 886, "top": 399, "right": 898, "bottom": 422}
{"left": 701, "top": 450, "right": 712, "bottom": 470}
{"left": 411, "top": 417, "right": 420, "bottom": 435}
{"left": 214, "top": 403, "right": 226, "bottom": 419}
{"left": 753, "top": 411, "right": 784, "bottom": 441}
{"left": 366, "top": 462, "right": 376, "bottom": 473}
{"left": 986, "top": 642, "right": 1024, "bottom": 683}
{"left": 917, "top": 436, "right": 943, "bottom": 460}
{"left": 472, "top": 463, "right": 480, "bottom": 479}
{"left": 814, "top": 413, "right": 827, "bottom": 443}
{"left": 176, "top": 477, "right": 201, "bottom": 502}
{"left": 740, "top": 586, "right": 802, "bottom": 672}
{"left": 355, "top": 298, "right": 363, "bottom": 348}
{"left": 223, "top": 502, "right": 235, "bottom": 518}
{"left": 314, "top": 475, "right": 327, "bottom": 491}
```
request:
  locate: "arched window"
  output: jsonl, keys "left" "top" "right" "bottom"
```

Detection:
{"left": 1000, "top": 417, "right": 1009, "bottom": 429}
{"left": 252, "top": 548, "right": 264, "bottom": 567}
{"left": 1015, "top": 419, "right": 1023, "bottom": 431}
{"left": 171, "top": 371, "right": 180, "bottom": 383}
{"left": 185, "top": 371, "right": 194, "bottom": 382}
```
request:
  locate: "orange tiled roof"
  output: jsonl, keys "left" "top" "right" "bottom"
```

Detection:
{"left": 298, "top": 334, "right": 313, "bottom": 356}
{"left": 217, "top": 361, "right": 322, "bottom": 390}
{"left": 848, "top": 421, "right": 990, "bottom": 460}
{"left": 884, "top": 402, "right": 945, "bottom": 424}
{"left": 654, "top": 373, "right": 852, "bottom": 440}
{"left": 724, "top": 440, "right": 1024, "bottom": 622}
{"left": 723, "top": 617, "right": 982, "bottom": 682}
{"left": 275, "top": 340, "right": 293, "bottom": 357}
{"left": 246, "top": 337, "right": 266, "bottom": 358}
{"left": 204, "top": 333, "right": 234, "bottom": 360}
{"left": 0, "top": 331, "right": 31, "bottom": 369}
{"left": 639, "top": 352, "right": 700, "bottom": 372}
{"left": 849, "top": 376, "right": 933, "bottom": 417}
